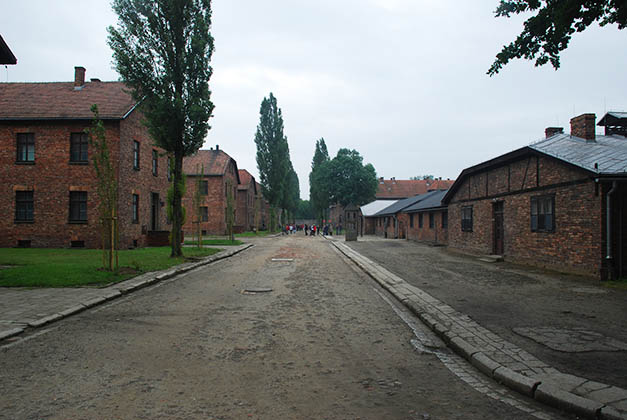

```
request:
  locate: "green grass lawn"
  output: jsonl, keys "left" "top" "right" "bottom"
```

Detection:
{"left": 235, "top": 231, "right": 273, "bottom": 237}
{"left": 184, "top": 239, "right": 244, "bottom": 246}
{"left": 0, "top": 246, "right": 221, "bottom": 288}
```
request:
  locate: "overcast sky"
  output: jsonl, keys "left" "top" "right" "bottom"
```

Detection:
{"left": 3, "top": 1, "right": 626, "bottom": 199}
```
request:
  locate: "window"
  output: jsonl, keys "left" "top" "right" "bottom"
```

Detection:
{"left": 152, "top": 150, "right": 158, "bottom": 176}
{"left": 16, "top": 133, "right": 35, "bottom": 163}
{"left": 442, "top": 211, "right": 448, "bottom": 229}
{"left": 200, "top": 180, "right": 208, "bottom": 195}
{"left": 132, "top": 194, "right": 139, "bottom": 223}
{"left": 15, "top": 191, "right": 34, "bottom": 222}
{"left": 418, "top": 213, "right": 423, "bottom": 228}
{"left": 70, "top": 133, "right": 88, "bottom": 163}
{"left": 167, "top": 157, "right": 172, "bottom": 181}
{"left": 69, "top": 191, "right": 87, "bottom": 222}
{"left": 531, "top": 195, "right": 554, "bottom": 232}
{"left": 133, "top": 141, "right": 140, "bottom": 170}
{"left": 429, "top": 212, "right": 434, "bottom": 229}
{"left": 410, "top": 213, "right": 414, "bottom": 228}
{"left": 461, "top": 206, "right": 473, "bottom": 232}
{"left": 201, "top": 206, "right": 208, "bottom": 222}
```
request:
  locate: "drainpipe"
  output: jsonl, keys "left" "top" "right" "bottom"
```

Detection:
{"left": 606, "top": 181, "right": 618, "bottom": 280}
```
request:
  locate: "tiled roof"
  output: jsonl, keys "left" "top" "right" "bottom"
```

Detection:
{"left": 404, "top": 190, "right": 448, "bottom": 213}
{"left": 237, "top": 169, "right": 257, "bottom": 193}
{"left": 0, "top": 81, "right": 137, "bottom": 120}
{"left": 183, "top": 149, "right": 235, "bottom": 176}
{"left": 376, "top": 179, "right": 454, "bottom": 199}
{"left": 530, "top": 133, "right": 627, "bottom": 175}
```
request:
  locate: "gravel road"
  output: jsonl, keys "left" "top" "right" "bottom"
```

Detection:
{"left": 0, "top": 235, "right": 571, "bottom": 419}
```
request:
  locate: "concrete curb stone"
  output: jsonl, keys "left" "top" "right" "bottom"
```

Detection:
{"left": 2, "top": 243, "right": 254, "bottom": 343}
{"left": 0, "top": 327, "right": 25, "bottom": 340}
{"left": 329, "top": 240, "right": 627, "bottom": 420}
{"left": 535, "top": 383, "right": 604, "bottom": 419}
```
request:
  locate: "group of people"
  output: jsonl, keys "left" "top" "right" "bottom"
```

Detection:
{"left": 280, "top": 223, "right": 343, "bottom": 236}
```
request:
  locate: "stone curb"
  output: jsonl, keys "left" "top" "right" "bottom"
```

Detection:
{"left": 1, "top": 243, "right": 254, "bottom": 343}
{"left": 330, "top": 240, "right": 626, "bottom": 420}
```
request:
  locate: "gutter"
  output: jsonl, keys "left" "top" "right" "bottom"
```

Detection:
{"left": 606, "top": 181, "right": 618, "bottom": 279}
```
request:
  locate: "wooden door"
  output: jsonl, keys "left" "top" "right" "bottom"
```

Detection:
{"left": 493, "top": 201, "right": 504, "bottom": 255}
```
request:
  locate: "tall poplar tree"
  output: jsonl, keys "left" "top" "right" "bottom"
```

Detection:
{"left": 254, "top": 93, "right": 291, "bottom": 220}
{"left": 309, "top": 138, "right": 330, "bottom": 219}
{"left": 108, "top": 0, "right": 214, "bottom": 257}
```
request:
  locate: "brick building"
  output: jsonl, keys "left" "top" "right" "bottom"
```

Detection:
{"left": 236, "top": 169, "right": 257, "bottom": 233}
{"left": 375, "top": 177, "right": 454, "bottom": 199}
{"left": 443, "top": 112, "right": 627, "bottom": 280}
{"left": 401, "top": 190, "right": 448, "bottom": 245}
{"left": 0, "top": 67, "right": 170, "bottom": 249}
{"left": 372, "top": 194, "right": 428, "bottom": 239}
{"left": 255, "top": 181, "right": 271, "bottom": 231}
{"left": 182, "top": 147, "right": 240, "bottom": 236}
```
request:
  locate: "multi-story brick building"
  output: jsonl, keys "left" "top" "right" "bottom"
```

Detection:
{"left": 236, "top": 169, "right": 257, "bottom": 233}
{"left": 0, "top": 67, "right": 170, "bottom": 249}
{"left": 443, "top": 112, "right": 627, "bottom": 280}
{"left": 255, "top": 181, "right": 271, "bottom": 231}
{"left": 182, "top": 147, "right": 240, "bottom": 236}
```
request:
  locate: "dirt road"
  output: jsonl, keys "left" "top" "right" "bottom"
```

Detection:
{"left": 1, "top": 235, "right": 570, "bottom": 419}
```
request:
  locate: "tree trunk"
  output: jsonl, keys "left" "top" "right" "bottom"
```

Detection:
{"left": 171, "top": 151, "right": 184, "bottom": 257}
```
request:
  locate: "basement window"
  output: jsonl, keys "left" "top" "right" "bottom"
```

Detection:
{"left": 71, "top": 240, "right": 85, "bottom": 248}
{"left": 17, "top": 240, "right": 31, "bottom": 248}
{"left": 531, "top": 195, "right": 554, "bottom": 232}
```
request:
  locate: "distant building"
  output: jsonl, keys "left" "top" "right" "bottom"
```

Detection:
{"left": 236, "top": 169, "right": 257, "bottom": 233}
{"left": 443, "top": 112, "right": 627, "bottom": 280}
{"left": 0, "top": 35, "right": 17, "bottom": 65}
{"left": 182, "top": 147, "right": 240, "bottom": 236}
{"left": 0, "top": 67, "right": 170, "bottom": 248}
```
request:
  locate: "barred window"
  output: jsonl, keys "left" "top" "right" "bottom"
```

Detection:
{"left": 152, "top": 150, "right": 158, "bottom": 176}
{"left": 201, "top": 206, "right": 208, "bottom": 222}
{"left": 200, "top": 181, "right": 208, "bottom": 195}
{"left": 15, "top": 191, "right": 34, "bottom": 222}
{"left": 531, "top": 195, "right": 554, "bottom": 232}
{"left": 418, "top": 213, "right": 423, "bottom": 228}
{"left": 461, "top": 206, "right": 473, "bottom": 232}
{"left": 17, "top": 133, "right": 35, "bottom": 162}
{"left": 132, "top": 194, "right": 139, "bottom": 223}
{"left": 442, "top": 211, "right": 448, "bottom": 229}
{"left": 133, "top": 141, "right": 140, "bottom": 170}
{"left": 409, "top": 213, "right": 414, "bottom": 228}
{"left": 429, "top": 212, "right": 434, "bottom": 229}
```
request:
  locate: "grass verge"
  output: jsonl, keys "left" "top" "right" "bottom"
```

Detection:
{"left": 0, "top": 247, "right": 221, "bottom": 288}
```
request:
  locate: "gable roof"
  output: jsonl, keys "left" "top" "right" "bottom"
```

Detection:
{"left": 443, "top": 128, "right": 627, "bottom": 204}
{"left": 0, "top": 35, "right": 17, "bottom": 65}
{"left": 183, "top": 149, "right": 240, "bottom": 183}
{"left": 0, "top": 81, "right": 137, "bottom": 120}
{"left": 237, "top": 169, "right": 257, "bottom": 193}
{"left": 375, "top": 192, "right": 438, "bottom": 216}
{"left": 376, "top": 178, "right": 454, "bottom": 199}
{"left": 404, "top": 190, "right": 448, "bottom": 213}
{"left": 361, "top": 200, "right": 398, "bottom": 217}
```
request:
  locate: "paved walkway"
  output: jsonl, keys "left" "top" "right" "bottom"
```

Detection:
{"left": 330, "top": 238, "right": 627, "bottom": 420}
{"left": 0, "top": 244, "right": 252, "bottom": 341}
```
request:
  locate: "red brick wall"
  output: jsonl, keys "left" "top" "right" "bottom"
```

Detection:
{"left": 0, "top": 111, "right": 170, "bottom": 249}
{"left": 405, "top": 210, "right": 448, "bottom": 245}
{"left": 182, "top": 161, "right": 239, "bottom": 236}
{"left": 447, "top": 153, "right": 602, "bottom": 277}
{"left": 117, "top": 109, "right": 170, "bottom": 248}
{"left": 236, "top": 184, "right": 255, "bottom": 232}
{"left": 1, "top": 120, "right": 113, "bottom": 248}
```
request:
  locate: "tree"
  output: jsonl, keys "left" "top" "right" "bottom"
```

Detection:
{"left": 488, "top": 1, "right": 626, "bottom": 75}
{"left": 318, "top": 149, "right": 378, "bottom": 207}
{"left": 294, "top": 199, "right": 315, "bottom": 219}
{"left": 309, "top": 138, "right": 330, "bottom": 219}
{"left": 282, "top": 165, "right": 300, "bottom": 220}
{"left": 88, "top": 105, "right": 118, "bottom": 271}
{"left": 410, "top": 175, "right": 434, "bottom": 180}
{"left": 108, "top": 0, "right": 214, "bottom": 257}
{"left": 254, "top": 93, "right": 291, "bottom": 221}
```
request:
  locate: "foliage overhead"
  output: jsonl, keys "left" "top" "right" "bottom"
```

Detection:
{"left": 108, "top": 0, "right": 214, "bottom": 257}
{"left": 488, "top": 0, "right": 626, "bottom": 75}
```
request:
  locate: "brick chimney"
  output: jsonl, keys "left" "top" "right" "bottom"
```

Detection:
{"left": 74, "top": 66, "right": 86, "bottom": 88}
{"left": 545, "top": 127, "right": 563, "bottom": 139}
{"left": 570, "top": 113, "right": 596, "bottom": 141}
